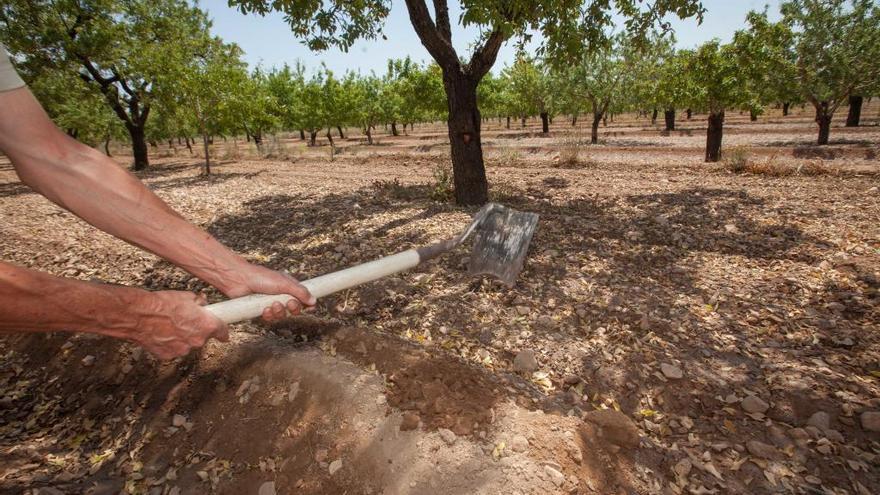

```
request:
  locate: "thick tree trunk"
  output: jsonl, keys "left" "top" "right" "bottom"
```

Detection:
{"left": 664, "top": 109, "right": 675, "bottom": 131}
{"left": 686, "top": 108, "right": 692, "bottom": 120}
{"left": 651, "top": 108, "right": 658, "bottom": 125}
{"left": 202, "top": 133, "right": 211, "bottom": 175}
{"left": 299, "top": 129, "right": 305, "bottom": 140}
{"left": 245, "top": 130, "right": 251, "bottom": 142}
{"left": 505, "top": 116, "right": 510, "bottom": 129}
{"left": 540, "top": 112, "right": 549, "bottom": 134}
{"left": 846, "top": 95, "right": 863, "bottom": 127}
{"left": 521, "top": 116, "right": 526, "bottom": 129}
{"left": 782, "top": 102, "right": 790, "bottom": 116}
{"left": 749, "top": 109, "right": 758, "bottom": 122}
{"left": 309, "top": 130, "right": 317, "bottom": 147}
{"left": 816, "top": 106, "right": 832, "bottom": 145}
{"left": 443, "top": 73, "right": 487, "bottom": 205}
{"left": 391, "top": 122, "right": 399, "bottom": 136}
{"left": 571, "top": 114, "right": 578, "bottom": 126}
{"left": 128, "top": 125, "right": 149, "bottom": 171}
{"left": 591, "top": 112, "right": 602, "bottom": 144}
{"left": 705, "top": 111, "right": 724, "bottom": 162}
{"left": 185, "top": 136, "right": 193, "bottom": 154}
{"left": 104, "top": 136, "right": 112, "bottom": 156}
{"left": 337, "top": 125, "right": 345, "bottom": 138}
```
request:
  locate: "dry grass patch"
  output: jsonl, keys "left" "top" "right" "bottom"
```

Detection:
{"left": 723, "top": 147, "right": 837, "bottom": 177}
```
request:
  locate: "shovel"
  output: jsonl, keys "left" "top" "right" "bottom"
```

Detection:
{"left": 205, "top": 203, "right": 539, "bottom": 324}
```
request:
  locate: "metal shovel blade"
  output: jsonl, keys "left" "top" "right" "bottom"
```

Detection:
{"left": 467, "top": 204, "right": 539, "bottom": 286}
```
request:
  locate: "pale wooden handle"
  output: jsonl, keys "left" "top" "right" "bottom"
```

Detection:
{"left": 205, "top": 249, "right": 421, "bottom": 324}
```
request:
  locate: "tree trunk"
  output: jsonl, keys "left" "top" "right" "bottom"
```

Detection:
{"left": 185, "top": 136, "right": 193, "bottom": 154}
{"left": 846, "top": 95, "right": 863, "bottom": 127}
{"left": 664, "top": 109, "right": 675, "bottom": 131}
{"left": 365, "top": 126, "right": 373, "bottom": 145}
{"left": 651, "top": 108, "right": 658, "bottom": 125}
{"left": 521, "top": 116, "right": 526, "bottom": 129}
{"left": 749, "top": 109, "right": 758, "bottom": 122}
{"left": 245, "top": 130, "right": 251, "bottom": 142}
{"left": 103, "top": 136, "right": 112, "bottom": 156}
{"left": 337, "top": 125, "right": 345, "bottom": 138}
{"left": 505, "top": 116, "right": 510, "bottom": 129}
{"left": 540, "top": 111, "right": 549, "bottom": 134}
{"left": 602, "top": 114, "right": 607, "bottom": 127}
{"left": 705, "top": 111, "right": 724, "bottom": 162}
{"left": 391, "top": 122, "right": 399, "bottom": 136}
{"left": 443, "top": 73, "right": 487, "bottom": 205}
{"left": 202, "top": 133, "right": 211, "bottom": 175}
{"left": 782, "top": 102, "right": 790, "bottom": 117}
{"left": 571, "top": 114, "right": 578, "bottom": 126}
{"left": 128, "top": 124, "right": 149, "bottom": 171}
{"left": 591, "top": 112, "right": 602, "bottom": 144}
{"left": 686, "top": 108, "right": 692, "bottom": 120}
{"left": 299, "top": 129, "right": 305, "bottom": 140}
{"left": 309, "top": 130, "right": 317, "bottom": 147}
{"left": 815, "top": 103, "right": 832, "bottom": 145}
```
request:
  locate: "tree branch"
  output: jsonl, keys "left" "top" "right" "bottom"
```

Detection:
{"left": 466, "top": 30, "right": 505, "bottom": 79}
{"left": 432, "top": 0, "right": 452, "bottom": 42}
{"left": 403, "top": 0, "right": 459, "bottom": 69}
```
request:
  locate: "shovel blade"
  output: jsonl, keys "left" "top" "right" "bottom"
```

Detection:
{"left": 468, "top": 204, "right": 539, "bottom": 287}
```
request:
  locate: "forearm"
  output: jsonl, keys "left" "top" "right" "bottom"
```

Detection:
{"left": 0, "top": 260, "right": 148, "bottom": 339}
{"left": 0, "top": 88, "right": 250, "bottom": 295}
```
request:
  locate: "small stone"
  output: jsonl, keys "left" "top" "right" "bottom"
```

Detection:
{"left": 673, "top": 458, "right": 692, "bottom": 479}
{"left": 746, "top": 440, "right": 779, "bottom": 460}
{"left": 860, "top": 411, "right": 880, "bottom": 432}
{"left": 824, "top": 429, "right": 844, "bottom": 443}
{"left": 513, "top": 350, "right": 539, "bottom": 374}
{"left": 804, "top": 475, "right": 822, "bottom": 485}
{"left": 438, "top": 428, "right": 457, "bottom": 446}
{"left": 510, "top": 435, "right": 529, "bottom": 453}
{"left": 534, "top": 315, "right": 554, "bottom": 331}
{"left": 81, "top": 355, "right": 95, "bottom": 367}
{"left": 660, "top": 363, "right": 683, "bottom": 380}
{"left": 515, "top": 306, "right": 530, "bottom": 316}
{"left": 257, "top": 481, "right": 276, "bottom": 495}
{"left": 741, "top": 395, "right": 770, "bottom": 414}
{"left": 328, "top": 459, "right": 343, "bottom": 476}
{"left": 807, "top": 411, "right": 831, "bottom": 430}
{"left": 724, "top": 223, "right": 739, "bottom": 234}
{"left": 544, "top": 465, "right": 565, "bottom": 487}
{"left": 171, "top": 414, "right": 186, "bottom": 428}
{"left": 400, "top": 412, "right": 420, "bottom": 431}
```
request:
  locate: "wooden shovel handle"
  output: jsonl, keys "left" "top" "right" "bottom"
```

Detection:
{"left": 205, "top": 249, "right": 421, "bottom": 324}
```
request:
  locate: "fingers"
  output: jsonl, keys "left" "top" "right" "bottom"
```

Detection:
{"left": 280, "top": 272, "right": 316, "bottom": 306}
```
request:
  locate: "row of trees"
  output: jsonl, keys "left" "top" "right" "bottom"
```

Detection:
{"left": 2, "top": 0, "right": 878, "bottom": 204}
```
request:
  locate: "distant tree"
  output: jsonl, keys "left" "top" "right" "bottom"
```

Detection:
{"left": 229, "top": 0, "right": 705, "bottom": 204}
{"left": 743, "top": 0, "right": 880, "bottom": 143}
{"left": 732, "top": 10, "right": 802, "bottom": 121}
{"left": 504, "top": 54, "right": 552, "bottom": 133}
{"left": 684, "top": 40, "right": 747, "bottom": 162}
{"left": 176, "top": 39, "right": 251, "bottom": 174}
{"left": 0, "top": 0, "right": 214, "bottom": 170}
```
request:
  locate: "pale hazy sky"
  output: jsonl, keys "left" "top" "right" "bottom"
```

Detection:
{"left": 199, "top": 0, "right": 782, "bottom": 75}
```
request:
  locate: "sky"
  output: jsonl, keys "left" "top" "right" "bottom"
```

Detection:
{"left": 200, "top": 0, "right": 782, "bottom": 75}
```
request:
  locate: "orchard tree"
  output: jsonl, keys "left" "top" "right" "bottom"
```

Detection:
{"left": 176, "top": 39, "right": 250, "bottom": 174}
{"left": 749, "top": 0, "right": 880, "bottom": 144}
{"left": 732, "top": 10, "right": 801, "bottom": 120}
{"left": 0, "top": 0, "right": 214, "bottom": 170}
{"left": 684, "top": 41, "right": 746, "bottom": 162}
{"left": 229, "top": 0, "right": 705, "bottom": 205}
{"left": 504, "top": 54, "right": 552, "bottom": 132}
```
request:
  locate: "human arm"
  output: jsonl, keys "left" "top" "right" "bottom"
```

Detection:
{"left": 0, "top": 86, "right": 313, "bottom": 318}
{"left": 0, "top": 261, "right": 228, "bottom": 360}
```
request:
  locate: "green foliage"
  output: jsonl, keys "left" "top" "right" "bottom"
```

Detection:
{"left": 683, "top": 40, "right": 745, "bottom": 114}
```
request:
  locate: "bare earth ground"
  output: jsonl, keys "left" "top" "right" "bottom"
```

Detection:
{"left": 1, "top": 107, "right": 879, "bottom": 495}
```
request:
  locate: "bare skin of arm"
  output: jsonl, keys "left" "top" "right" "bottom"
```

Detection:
{"left": 0, "top": 86, "right": 313, "bottom": 358}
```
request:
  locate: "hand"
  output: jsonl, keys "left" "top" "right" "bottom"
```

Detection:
{"left": 222, "top": 263, "right": 315, "bottom": 323}
{"left": 132, "top": 290, "right": 229, "bottom": 360}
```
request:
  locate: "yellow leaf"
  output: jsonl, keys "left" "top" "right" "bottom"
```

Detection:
{"left": 640, "top": 409, "right": 658, "bottom": 417}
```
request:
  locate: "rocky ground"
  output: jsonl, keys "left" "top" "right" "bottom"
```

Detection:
{"left": 1, "top": 108, "right": 879, "bottom": 494}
